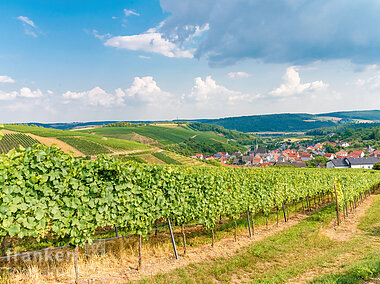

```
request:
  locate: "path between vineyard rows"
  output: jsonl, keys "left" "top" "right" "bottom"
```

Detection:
{"left": 79, "top": 212, "right": 310, "bottom": 283}
{"left": 288, "top": 193, "right": 378, "bottom": 284}
{"left": 73, "top": 195, "right": 376, "bottom": 283}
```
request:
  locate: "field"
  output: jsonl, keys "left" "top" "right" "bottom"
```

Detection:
{"left": 0, "top": 133, "right": 40, "bottom": 153}
{"left": 0, "top": 144, "right": 379, "bottom": 283}
{"left": 82, "top": 125, "right": 227, "bottom": 145}
{"left": 3, "top": 125, "right": 151, "bottom": 156}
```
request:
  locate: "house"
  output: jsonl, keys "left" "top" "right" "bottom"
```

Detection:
{"left": 326, "top": 159, "right": 349, "bottom": 169}
{"left": 242, "top": 156, "right": 254, "bottom": 164}
{"left": 351, "top": 150, "right": 365, "bottom": 158}
{"left": 300, "top": 152, "right": 313, "bottom": 161}
{"left": 340, "top": 142, "right": 350, "bottom": 147}
{"left": 345, "top": 157, "right": 379, "bottom": 169}
{"left": 194, "top": 153, "right": 203, "bottom": 159}
{"left": 336, "top": 150, "right": 348, "bottom": 157}
{"left": 347, "top": 153, "right": 360, "bottom": 158}
{"left": 370, "top": 150, "right": 380, "bottom": 158}
{"left": 327, "top": 157, "right": 379, "bottom": 169}
{"left": 324, "top": 153, "right": 336, "bottom": 160}
{"left": 252, "top": 156, "right": 263, "bottom": 165}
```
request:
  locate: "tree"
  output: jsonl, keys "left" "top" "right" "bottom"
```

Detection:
{"left": 373, "top": 163, "right": 380, "bottom": 170}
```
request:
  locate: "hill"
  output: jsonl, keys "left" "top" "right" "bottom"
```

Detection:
{"left": 78, "top": 123, "right": 257, "bottom": 155}
{"left": 197, "top": 113, "right": 337, "bottom": 132}
{"left": 317, "top": 110, "right": 380, "bottom": 121}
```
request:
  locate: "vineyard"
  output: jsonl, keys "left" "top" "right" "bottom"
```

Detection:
{"left": 0, "top": 144, "right": 378, "bottom": 248}
{"left": 0, "top": 133, "right": 40, "bottom": 154}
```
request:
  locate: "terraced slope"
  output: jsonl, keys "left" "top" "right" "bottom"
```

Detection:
{"left": 0, "top": 133, "right": 40, "bottom": 154}
{"left": 82, "top": 125, "right": 227, "bottom": 145}
{"left": 4, "top": 125, "right": 152, "bottom": 156}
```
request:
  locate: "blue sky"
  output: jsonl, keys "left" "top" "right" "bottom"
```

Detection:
{"left": 0, "top": 0, "right": 380, "bottom": 123}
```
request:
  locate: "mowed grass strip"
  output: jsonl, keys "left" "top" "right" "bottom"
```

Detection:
{"left": 140, "top": 195, "right": 380, "bottom": 284}
{"left": 83, "top": 135, "right": 151, "bottom": 151}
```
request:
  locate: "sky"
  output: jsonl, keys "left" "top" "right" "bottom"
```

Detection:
{"left": 0, "top": 0, "right": 380, "bottom": 123}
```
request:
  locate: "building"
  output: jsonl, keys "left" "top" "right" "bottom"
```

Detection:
{"left": 326, "top": 159, "right": 349, "bottom": 169}
{"left": 326, "top": 157, "right": 379, "bottom": 169}
{"left": 345, "top": 157, "right": 379, "bottom": 169}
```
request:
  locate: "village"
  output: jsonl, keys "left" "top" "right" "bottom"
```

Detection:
{"left": 192, "top": 141, "right": 380, "bottom": 169}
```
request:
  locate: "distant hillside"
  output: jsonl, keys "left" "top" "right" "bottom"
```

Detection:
{"left": 317, "top": 110, "right": 380, "bottom": 121}
{"left": 7, "top": 110, "right": 380, "bottom": 133}
{"left": 197, "top": 113, "right": 337, "bottom": 132}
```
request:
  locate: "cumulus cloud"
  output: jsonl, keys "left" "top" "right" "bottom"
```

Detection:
{"left": 0, "top": 76, "right": 15, "bottom": 83}
{"left": 125, "top": 76, "right": 173, "bottom": 104}
{"left": 228, "top": 72, "right": 250, "bottom": 79}
{"left": 104, "top": 32, "right": 193, "bottom": 58}
{"left": 159, "top": 0, "right": 380, "bottom": 66}
{"left": 185, "top": 76, "right": 258, "bottom": 107}
{"left": 19, "top": 87, "right": 44, "bottom": 98}
{"left": 124, "top": 9, "right": 140, "bottom": 17}
{"left": 270, "top": 67, "right": 327, "bottom": 97}
{"left": 17, "top": 16, "right": 38, "bottom": 37}
{"left": 62, "top": 87, "right": 125, "bottom": 107}
{"left": 0, "top": 87, "right": 46, "bottom": 100}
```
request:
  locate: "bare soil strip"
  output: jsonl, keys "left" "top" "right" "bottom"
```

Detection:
{"left": 26, "top": 133, "right": 85, "bottom": 157}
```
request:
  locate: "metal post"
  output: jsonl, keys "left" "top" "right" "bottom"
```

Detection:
{"left": 334, "top": 184, "right": 340, "bottom": 226}
{"left": 247, "top": 209, "right": 252, "bottom": 238}
{"left": 282, "top": 203, "right": 287, "bottom": 222}
{"left": 167, "top": 218, "right": 178, "bottom": 259}
{"left": 114, "top": 225, "right": 118, "bottom": 237}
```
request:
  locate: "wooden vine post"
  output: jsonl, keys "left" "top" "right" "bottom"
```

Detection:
{"left": 234, "top": 220, "right": 237, "bottom": 242}
{"left": 138, "top": 234, "right": 142, "bottom": 270}
{"left": 211, "top": 229, "right": 215, "bottom": 247}
{"left": 181, "top": 223, "right": 187, "bottom": 255}
{"left": 334, "top": 184, "right": 340, "bottom": 226}
{"left": 74, "top": 245, "right": 79, "bottom": 284}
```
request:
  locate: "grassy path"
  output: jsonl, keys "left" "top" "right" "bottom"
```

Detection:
{"left": 138, "top": 193, "right": 379, "bottom": 283}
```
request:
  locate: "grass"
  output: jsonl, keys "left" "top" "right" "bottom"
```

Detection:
{"left": 5, "top": 125, "right": 86, "bottom": 137}
{"left": 83, "top": 135, "right": 151, "bottom": 151}
{"left": 85, "top": 125, "right": 196, "bottom": 145}
{"left": 2, "top": 194, "right": 378, "bottom": 283}
{"left": 309, "top": 251, "right": 380, "bottom": 283}
{"left": 59, "top": 137, "right": 111, "bottom": 155}
{"left": 139, "top": 194, "right": 380, "bottom": 283}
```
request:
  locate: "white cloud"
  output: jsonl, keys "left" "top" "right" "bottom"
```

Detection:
{"left": 124, "top": 9, "right": 140, "bottom": 17}
{"left": 185, "top": 76, "right": 258, "bottom": 107}
{"left": 0, "top": 76, "right": 15, "bottom": 83}
{"left": 270, "top": 67, "right": 328, "bottom": 97}
{"left": 17, "top": 16, "right": 35, "bottom": 28}
{"left": 126, "top": 76, "right": 173, "bottom": 104}
{"left": 356, "top": 73, "right": 380, "bottom": 89}
{"left": 0, "top": 90, "right": 18, "bottom": 101}
{"left": 62, "top": 87, "right": 125, "bottom": 107}
{"left": 17, "top": 16, "right": 38, "bottom": 37}
{"left": 92, "top": 30, "right": 112, "bottom": 40}
{"left": 19, "top": 87, "right": 43, "bottom": 98}
{"left": 228, "top": 72, "right": 251, "bottom": 79}
{"left": 138, "top": 55, "right": 150, "bottom": 59}
{"left": 105, "top": 32, "right": 193, "bottom": 58}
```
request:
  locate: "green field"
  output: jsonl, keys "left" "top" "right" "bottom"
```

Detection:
{"left": 4, "top": 125, "right": 152, "bottom": 155}
{"left": 82, "top": 125, "right": 227, "bottom": 145}
{"left": 0, "top": 133, "right": 40, "bottom": 154}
